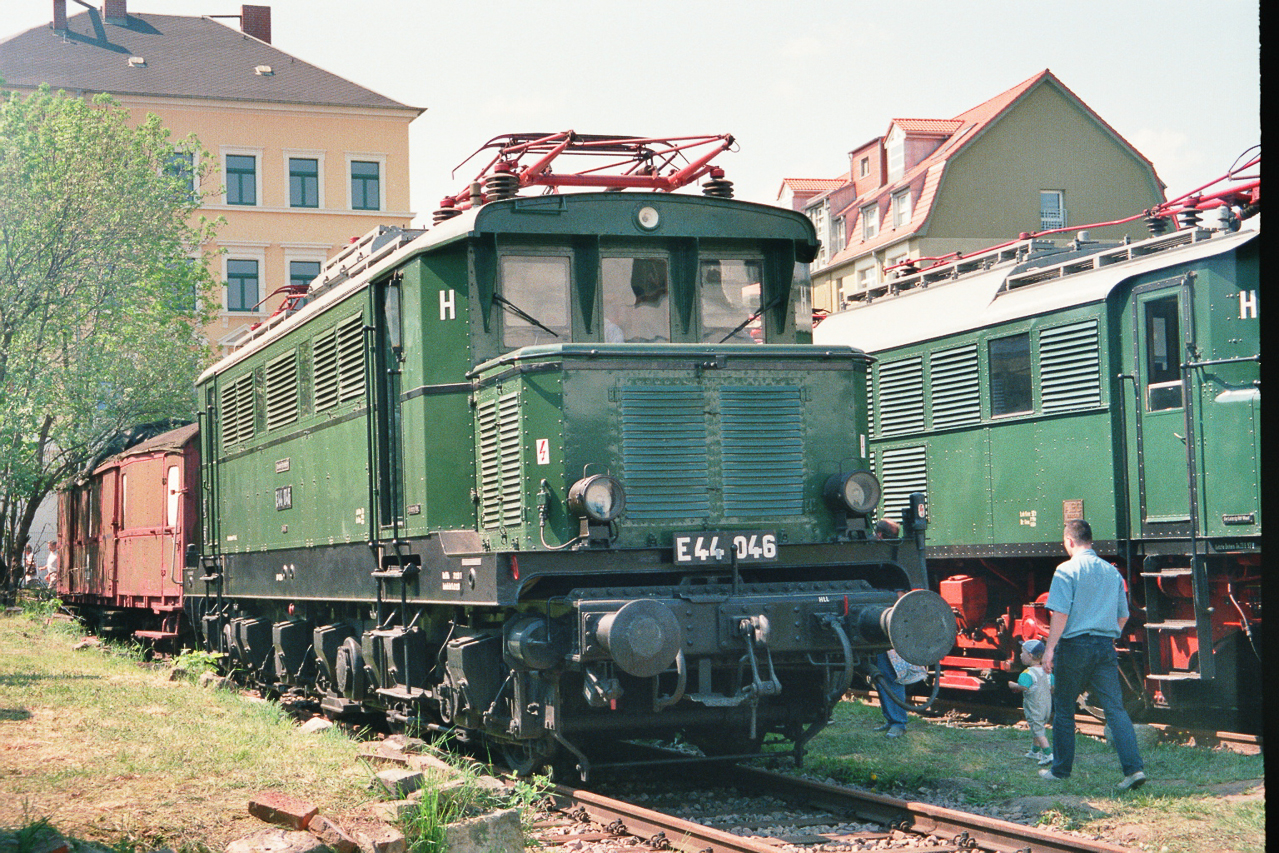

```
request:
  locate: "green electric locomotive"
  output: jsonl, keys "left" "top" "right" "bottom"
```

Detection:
{"left": 186, "top": 134, "right": 956, "bottom": 775}
{"left": 815, "top": 163, "right": 1260, "bottom": 727}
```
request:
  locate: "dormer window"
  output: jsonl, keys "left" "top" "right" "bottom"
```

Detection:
{"left": 892, "top": 190, "right": 912, "bottom": 228}
{"left": 858, "top": 156, "right": 870, "bottom": 178}
{"left": 861, "top": 203, "right": 879, "bottom": 240}
{"left": 127, "top": 56, "right": 146, "bottom": 67}
{"left": 255, "top": 64, "right": 274, "bottom": 76}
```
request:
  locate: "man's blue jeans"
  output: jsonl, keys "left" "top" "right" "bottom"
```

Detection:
{"left": 1051, "top": 634, "right": 1144, "bottom": 777}
{"left": 876, "top": 652, "right": 908, "bottom": 726}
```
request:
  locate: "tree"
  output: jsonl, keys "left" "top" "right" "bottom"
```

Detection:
{"left": 0, "top": 83, "right": 219, "bottom": 591}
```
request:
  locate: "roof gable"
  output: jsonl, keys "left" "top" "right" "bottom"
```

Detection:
{"left": 0, "top": 11, "right": 421, "bottom": 113}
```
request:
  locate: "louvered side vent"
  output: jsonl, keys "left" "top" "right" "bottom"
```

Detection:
{"left": 879, "top": 445, "right": 927, "bottom": 521}
{"left": 929, "top": 344, "right": 980, "bottom": 429}
{"left": 1041, "top": 319, "right": 1101, "bottom": 413}
{"left": 336, "top": 314, "right": 366, "bottom": 402}
{"left": 721, "top": 386, "right": 804, "bottom": 517}
{"left": 866, "top": 368, "right": 875, "bottom": 440}
{"left": 878, "top": 358, "right": 924, "bottom": 436}
{"left": 265, "top": 352, "right": 298, "bottom": 431}
{"left": 313, "top": 332, "right": 339, "bottom": 412}
{"left": 220, "top": 374, "right": 254, "bottom": 449}
{"left": 621, "top": 386, "right": 710, "bottom": 521}
{"left": 477, "top": 392, "right": 524, "bottom": 530}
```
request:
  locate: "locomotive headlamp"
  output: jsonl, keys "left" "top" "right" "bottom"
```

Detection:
{"left": 824, "top": 470, "right": 881, "bottom": 515}
{"left": 568, "top": 475, "right": 626, "bottom": 522}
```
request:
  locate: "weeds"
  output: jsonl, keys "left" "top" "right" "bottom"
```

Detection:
{"left": 172, "top": 648, "right": 224, "bottom": 678}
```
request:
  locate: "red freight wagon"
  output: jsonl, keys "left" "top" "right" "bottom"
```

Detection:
{"left": 57, "top": 423, "right": 199, "bottom": 642}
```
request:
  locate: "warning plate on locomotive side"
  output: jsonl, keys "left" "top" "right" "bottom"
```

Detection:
{"left": 673, "top": 531, "right": 778, "bottom": 565}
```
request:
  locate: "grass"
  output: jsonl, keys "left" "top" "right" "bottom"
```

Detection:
{"left": 795, "top": 698, "right": 1265, "bottom": 853}
{"left": 1, "top": 607, "right": 1262, "bottom": 852}
{"left": 0, "top": 607, "right": 374, "bottom": 851}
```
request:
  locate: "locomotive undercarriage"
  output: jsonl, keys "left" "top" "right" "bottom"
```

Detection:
{"left": 186, "top": 566, "right": 952, "bottom": 777}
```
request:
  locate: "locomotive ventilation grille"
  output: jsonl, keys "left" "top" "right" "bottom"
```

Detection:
{"left": 878, "top": 445, "right": 927, "bottom": 521}
{"left": 1040, "top": 319, "right": 1101, "bottom": 412}
{"left": 878, "top": 357, "right": 924, "bottom": 436}
{"left": 928, "top": 344, "right": 980, "bottom": 429}
{"left": 621, "top": 384, "right": 804, "bottom": 520}
{"left": 220, "top": 373, "right": 255, "bottom": 448}
{"left": 265, "top": 351, "right": 299, "bottom": 431}
{"left": 477, "top": 392, "right": 524, "bottom": 530}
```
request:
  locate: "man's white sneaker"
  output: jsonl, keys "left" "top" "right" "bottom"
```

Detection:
{"left": 1117, "top": 771, "right": 1147, "bottom": 791}
{"left": 1038, "top": 768, "right": 1066, "bottom": 781}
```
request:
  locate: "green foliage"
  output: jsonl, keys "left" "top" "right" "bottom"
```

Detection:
{"left": 0, "top": 83, "right": 219, "bottom": 574}
{"left": 172, "top": 648, "right": 224, "bottom": 678}
{"left": 398, "top": 749, "right": 551, "bottom": 852}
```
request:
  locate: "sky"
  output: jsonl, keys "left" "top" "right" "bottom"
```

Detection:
{"left": 1, "top": 0, "right": 1261, "bottom": 212}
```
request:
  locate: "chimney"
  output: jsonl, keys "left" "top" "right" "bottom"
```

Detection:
{"left": 103, "top": 0, "right": 127, "bottom": 25}
{"left": 53, "top": 0, "right": 67, "bottom": 31}
{"left": 240, "top": 5, "right": 271, "bottom": 43}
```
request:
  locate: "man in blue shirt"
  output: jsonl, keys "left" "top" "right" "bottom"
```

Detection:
{"left": 1039, "top": 520, "right": 1146, "bottom": 790}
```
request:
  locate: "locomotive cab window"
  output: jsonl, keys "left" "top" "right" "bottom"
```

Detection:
{"left": 700, "top": 259, "right": 763, "bottom": 343}
{"left": 499, "top": 255, "right": 571, "bottom": 350}
{"left": 989, "top": 332, "right": 1032, "bottom": 417}
{"left": 603, "top": 256, "right": 670, "bottom": 343}
{"left": 1144, "top": 295, "right": 1183, "bottom": 411}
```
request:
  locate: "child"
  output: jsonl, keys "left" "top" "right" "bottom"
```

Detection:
{"left": 1009, "top": 638, "right": 1053, "bottom": 764}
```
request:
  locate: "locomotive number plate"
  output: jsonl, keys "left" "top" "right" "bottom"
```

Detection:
{"left": 673, "top": 531, "right": 778, "bottom": 565}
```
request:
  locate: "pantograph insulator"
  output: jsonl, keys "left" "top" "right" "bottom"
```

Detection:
{"left": 1178, "top": 207, "right": 1202, "bottom": 229}
{"left": 433, "top": 207, "right": 462, "bottom": 224}
{"left": 484, "top": 173, "right": 521, "bottom": 200}
{"left": 1144, "top": 213, "right": 1169, "bottom": 236}
{"left": 702, "top": 178, "right": 734, "bottom": 198}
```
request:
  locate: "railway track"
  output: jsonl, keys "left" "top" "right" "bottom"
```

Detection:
{"left": 849, "top": 690, "right": 1262, "bottom": 755}
{"left": 515, "top": 752, "right": 1136, "bottom": 853}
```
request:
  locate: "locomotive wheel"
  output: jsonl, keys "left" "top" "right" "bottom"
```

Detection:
{"left": 500, "top": 737, "right": 558, "bottom": 777}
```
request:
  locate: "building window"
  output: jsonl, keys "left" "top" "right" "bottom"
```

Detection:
{"left": 858, "top": 156, "right": 870, "bottom": 178}
{"left": 892, "top": 190, "right": 912, "bottom": 228}
{"left": 351, "top": 160, "right": 381, "bottom": 210}
{"left": 830, "top": 215, "right": 846, "bottom": 254}
{"left": 861, "top": 203, "right": 879, "bottom": 240}
{"left": 290, "top": 260, "right": 322, "bottom": 290}
{"left": 857, "top": 266, "right": 878, "bottom": 291}
{"left": 1040, "top": 190, "right": 1066, "bottom": 230}
{"left": 226, "top": 259, "right": 260, "bottom": 312}
{"left": 226, "top": 154, "right": 257, "bottom": 205}
{"left": 887, "top": 127, "right": 905, "bottom": 181}
{"left": 166, "top": 150, "right": 197, "bottom": 201}
{"left": 289, "top": 158, "right": 319, "bottom": 208}
{"left": 989, "top": 332, "right": 1033, "bottom": 416}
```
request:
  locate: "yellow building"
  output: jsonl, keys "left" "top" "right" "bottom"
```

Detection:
{"left": 791, "top": 71, "right": 1164, "bottom": 314}
{"left": 0, "top": 2, "right": 423, "bottom": 352}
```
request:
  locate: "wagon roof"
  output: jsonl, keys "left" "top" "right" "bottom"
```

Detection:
{"left": 91, "top": 422, "right": 199, "bottom": 475}
{"left": 813, "top": 227, "right": 1257, "bottom": 353}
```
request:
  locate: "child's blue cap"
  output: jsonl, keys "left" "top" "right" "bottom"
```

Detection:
{"left": 1021, "top": 638, "right": 1046, "bottom": 659}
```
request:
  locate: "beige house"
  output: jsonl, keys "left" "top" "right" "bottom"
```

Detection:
{"left": 0, "top": 1, "right": 423, "bottom": 353}
{"left": 791, "top": 70, "right": 1164, "bottom": 313}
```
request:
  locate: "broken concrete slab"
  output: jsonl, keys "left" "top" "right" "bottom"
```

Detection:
{"left": 442, "top": 807, "right": 524, "bottom": 853}
{"left": 247, "top": 791, "right": 319, "bottom": 830}
{"left": 224, "top": 827, "right": 329, "bottom": 853}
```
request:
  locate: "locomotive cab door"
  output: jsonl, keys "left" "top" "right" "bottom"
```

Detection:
{"left": 1129, "top": 278, "right": 1195, "bottom": 534}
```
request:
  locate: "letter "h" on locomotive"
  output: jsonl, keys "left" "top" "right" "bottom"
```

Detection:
{"left": 440, "top": 289, "right": 457, "bottom": 320}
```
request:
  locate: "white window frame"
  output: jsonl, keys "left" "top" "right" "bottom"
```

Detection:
{"left": 346, "top": 152, "right": 387, "bottom": 212}
{"left": 282, "top": 149, "right": 327, "bottom": 210}
{"left": 283, "top": 244, "right": 330, "bottom": 291}
{"left": 1040, "top": 190, "right": 1066, "bottom": 230}
{"left": 858, "top": 156, "right": 870, "bottom": 178}
{"left": 220, "top": 244, "right": 268, "bottom": 316}
{"left": 861, "top": 203, "right": 879, "bottom": 240}
{"left": 886, "top": 125, "right": 906, "bottom": 181}
{"left": 892, "top": 190, "right": 912, "bottom": 228}
{"left": 221, "top": 146, "right": 264, "bottom": 207}
{"left": 857, "top": 265, "right": 879, "bottom": 291}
